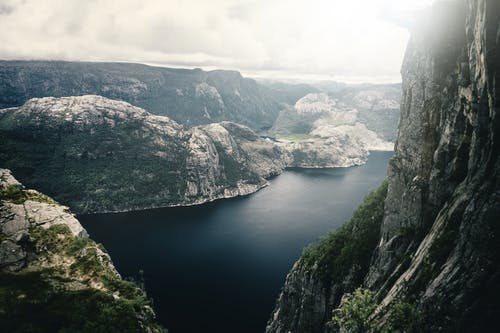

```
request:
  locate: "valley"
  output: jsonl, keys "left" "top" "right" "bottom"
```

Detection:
{"left": 0, "top": 68, "right": 398, "bottom": 214}
{"left": 1, "top": 1, "right": 498, "bottom": 331}
{"left": 79, "top": 151, "right": 392, "bottom": 333}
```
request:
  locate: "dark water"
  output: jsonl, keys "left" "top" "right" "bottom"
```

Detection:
{"left": 79, "top": 151, "right": 392, "bottom": 333}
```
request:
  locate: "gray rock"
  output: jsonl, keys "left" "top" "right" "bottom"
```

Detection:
{"left": 0, "top": 239, "right": 26, "bottom": 271}
{"left": 0, "top": 96, "right": 291, "bottom": 214}
{"left": 1, "top": 204, "right": 29, "bottom": 236}
{"left": 267, "top": 1, "right": 500, "bottom": 331}
{"left": 0, "top": 170, "right": 164, "bottom": 332}
{"left": 0, "top": 61, "right": 313, "bottom": 131}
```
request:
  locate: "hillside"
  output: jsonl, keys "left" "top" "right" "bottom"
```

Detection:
{"left": 0, "top": 169, "right": 165, "bottom": 332}
{"left": 0, "top": 95, "right": 291, "bottom": 214}
{"left": 0, "top": 61, "right": 316, "bottom": 131}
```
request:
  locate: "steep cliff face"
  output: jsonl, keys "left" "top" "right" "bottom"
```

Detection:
{"left": 266, "top": 182, "right": 388, "bottom": 333}
{"left": 267, "top": 1, "right": 500, "bottom": 332}
{"left": 0, "top": 169, "right": 164, "bottom": 332}
{"left": 365, "top": 1, "right": 500, "bottom": 330}
{"left": 0, "top": 95, "right": 290, "bottom": 214}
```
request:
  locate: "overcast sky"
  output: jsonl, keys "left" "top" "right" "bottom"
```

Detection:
{"left": 0, "top": 0, "right": 435, "bottom": 83}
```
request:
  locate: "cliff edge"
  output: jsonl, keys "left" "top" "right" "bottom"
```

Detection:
{"left": 266, "top": 1, "right": 500, "bottom": 331}
{"left": 0, "top": 169, "right": 165, "bottom": 332}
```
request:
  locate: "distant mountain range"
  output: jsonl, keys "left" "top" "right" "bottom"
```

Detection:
{"left": 0, "top": 61, "right": 317, "bottom": 131}
{"left": 0, "top": 60, "right": 399, "bottom": 136}
{"left": 0, "top": 60, "right": 401, "bottom": 212}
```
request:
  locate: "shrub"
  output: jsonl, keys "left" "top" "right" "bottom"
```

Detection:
{"left": 302, "top": 181, "right": 388, "bottom": 283}
{"left": 332, "top": 288, "right": 377, "bottom": 333}
{"left": 0, "top": 184, "right": 26, "bottom": 203}
{"left": 331, "top": 287, "right": 421, "bottom": 333}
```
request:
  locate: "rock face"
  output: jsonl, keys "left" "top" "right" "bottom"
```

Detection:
{"left": 0, "top": 169, "right": 164, "bottom": 332}
{"left": 270, "top": 92, "right": 395, "bottom": 168}
{"left": 267, "top": 1, "right": 500, "bottom": 332}
{"left": 279, "top": 135, "right": 368, "bottom": 169}
{"left": 0, "top": 60, "right": 400, "bottom": 172}
{"left": 266, "top": 182, "right": 388, "bottom": 333}
{"left": 0, "top": 61, "right": 315, "bottom": 131}
{"left": 0, "top": 95, "right": 290, "bottom": 214}
{"left": 335, "top": 84, "right": 401, "bottom": 142}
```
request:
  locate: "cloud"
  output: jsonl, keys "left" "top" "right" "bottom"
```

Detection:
{"left": 0, "top": 0, "right": 435, "bottom": 82}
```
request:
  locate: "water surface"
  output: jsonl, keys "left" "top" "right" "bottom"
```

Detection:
{"left": 79, "top": 151, "right": 392, "bottom": 333}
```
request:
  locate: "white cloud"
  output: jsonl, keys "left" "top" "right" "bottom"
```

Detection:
{"left": 0, "top": 0, "right": 435, "bottom": 82}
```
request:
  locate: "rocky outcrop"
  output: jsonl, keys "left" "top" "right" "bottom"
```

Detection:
{"left": 267, "top": 1, "right": 500, "bottom": 332}
{"left": 270, "top": 92, "right": 394, "bottom": 168}
{"left": 335, "top": 84, "right": 401, "bottom": 142}
{"left": 0, "top": 169, "right": 164, "bottom": 332}
{"left": 266, "top": 261, "right": 331, "bottom": 333}
{"left": 364, "top": 1, "right": 500, "bottom": 330}
{"left": 266, "top": 182, "right": 388, "bottom": 333}
{"left": 279, "top": 136, "right": 368, "bottom": 169}
{"left": 0, "top": 95, "right": 290, "bottom": 214}
{"left": 183, "top": 121, "right": 292, "bottom": 204}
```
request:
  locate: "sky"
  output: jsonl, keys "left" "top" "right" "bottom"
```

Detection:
{"left": 0, "top": 0, "right": 435, "bottom": 83}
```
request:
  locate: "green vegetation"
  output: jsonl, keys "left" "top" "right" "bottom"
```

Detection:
{"left": 0, "top": 184, "right": 25, "bottom": 203}
{"left": 332, "top": 287, "right": 421, "bottom": 333}
{"left": 381, "top": 297, "right": 422, "bottom": 332}
{"left": 270, "top": 108, "right": 317, "bottom": 138}
{"left": 214, "top": 141, "right": 261, "bottom": 186}
{"left": 0, "top": 271, "right": 160, "bottom": 333}
{"left": 30, "top": 224, "right": 112, "bottom": 281}
{"left": 0, "top": 117, "right": 189, "bottom": 213}
{"left": 301, "top": 181, "right": 425, "bottom": 332}
{"left": 291, "top": 149, "right": 309, "bottom": 164}
{"left": 30, "top": 224, "right": 75, "bottom": 254}
{"left": 276, "top": 133, "right": 311, "bottom": 141}
{"left": 0, "top": 184, "right": 59, "bottom": 205}
{"left": 26, "top": 191, "right": 59, "bottom": 204}
{"left": 302, "top": 181, "right": 388, "bottom": 282}
{"left": 332, "top": 288, "right": 377, "bottom": 333}
{"left": 1, "top": 223, "right": 164, "bottom": 332}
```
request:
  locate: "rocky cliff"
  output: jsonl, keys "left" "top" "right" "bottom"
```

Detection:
{"left": 267, "top": 1, "right": 500, "bottom": 332}
{"left": 0, "top": 95, "right": 290, "bottom": 214}
{"left": 334, "top": 84, "right": 401, "bottom": 142}
{"left": 0, "top": 60, "right": 401, "bottom": 172}
{"left": 270, "top": 91, "right": 396, "bottom": 168}
{"left": 0, "top": 169, "right": 164, "bottom": 332}
{"left": 0, "top": 61, "right": 316, "bottom": 131}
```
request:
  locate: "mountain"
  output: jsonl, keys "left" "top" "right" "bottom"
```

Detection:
{"left": 332, "top": 83, "right": 401, "bottom": 142}
{"left": 255, "top": 80, "right": 320, "bottom": 107}
{"left": 0, "top": 169, "right": 164, "bottom": 332}
{"left": 0, "top": 95, "right": 291, "bottom": 214}
{"left": 0, "top": 60, "right": 398, "bottom": 135}
{"left": 271, "top": 87, "right": 399, "bottom": 144}
{"left": 0, "top": 60, "right": 400, "bottom": 171}
{"left": 269, "top": 92, "right": 395, "bottom": 168}
{"left": 0, "top": 61, "right": 305, "bottom": 131}
{"left": 266, "top": 1, "right": 500, "bottom": 332}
